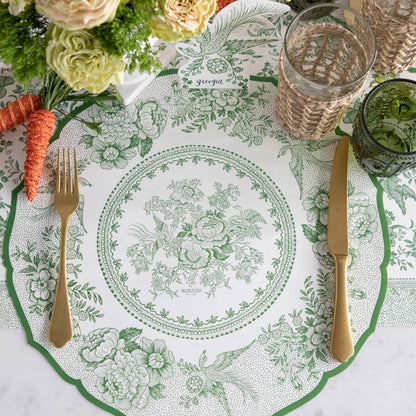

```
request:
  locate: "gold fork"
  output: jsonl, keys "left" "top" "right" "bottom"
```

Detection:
{"left": 48, "top": 148, "right": 80, "bottom": 348}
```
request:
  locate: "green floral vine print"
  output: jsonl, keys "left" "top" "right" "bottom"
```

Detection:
{"left": 177, "top": 0, "right": 289, "bottom": 87}
{"left": 167, "top": 81, "right": 285, "bottom": 146}
{"left": 12, "top": 225, "right": 103, "bottom": 337}
{"left": 385, "top": 210, "right": 416, "bottom": 271}
{"left": 80, "top": 327, "right": 174, "bottom": 410}
{"left": 379, "top": 171, "right": 416, "bottom": 216}
{"left": 258, "top": 270, "right": 334, "bottom": 390}
{"left": 302, "top": 181, "right": 378, "bottom": 271}
{"left": 0, "top": 75, "right": 14, "bottom": 98}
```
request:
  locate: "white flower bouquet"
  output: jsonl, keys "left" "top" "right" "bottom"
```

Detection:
{"left": 0, "top": 0, "right": 217, "bottom": 200}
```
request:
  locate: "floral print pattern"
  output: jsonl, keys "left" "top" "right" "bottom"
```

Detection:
{"left": 97, "top": 146, "right": 295, "bottom": 341}
{"left": 91, "top": 137, "right": 136, "bottom": 169}
{"left": 80, "top": 328, "right": 174, "bottom": 410}
{"left": 126, "top": 179, "right": 266, "bottom": 300}
{"left": 28, "top": 267, "right": 56, "bottom": 302}
{"left": 96, "top": 350, "right": 151, "bottom": 410}
{"left": 136, "top": 101, "right": 167, "bottom": 140}
{"left": 13, "top": 225, "right": 103, "bottom": 333}
{"left": 81, "top": 99, "right": 168, "bottom": 163}
{"left": 302, "top": 183, "right": 330, "bottom": 225}
{"left": 0, "top": 5, "right": 402, "bottom": 414}
{"left": 258, "top": 270, "right": 335, "bottom": 389}
{"left": 132, "top": 337, "right": 174, "bottom": 386}
{"left": 80, "top": 328, "right": 119, "bottom": 364}
{"left": 301, "top": 180, "right": 378, "bottom": 270}
{"left": 167, "top": 81, "right": 283, "bottom": 146}
{"left": 348, "top": 192, "right": 378, "bottom": 250}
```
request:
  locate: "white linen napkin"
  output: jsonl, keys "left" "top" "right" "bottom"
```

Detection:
{"left": 114, "top": 40, "right": 177, "bottom": 105}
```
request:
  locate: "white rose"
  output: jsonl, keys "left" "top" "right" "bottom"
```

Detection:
{"left": 35, "top": 0, "right": 121, "bottom": 30}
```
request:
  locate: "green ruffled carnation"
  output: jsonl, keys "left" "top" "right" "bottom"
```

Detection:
{"left": 46, "top": 25, "right": 125, "bottom": 94}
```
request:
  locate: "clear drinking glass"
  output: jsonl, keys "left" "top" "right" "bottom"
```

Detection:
{"left": 275, "top": 3, "right": 376, "bottom": 140}
{"left": 362, "top": 0, "right": 416, "bottom": 74}
{"left": 351, "top": 79, "right": 416, "bottom": 177}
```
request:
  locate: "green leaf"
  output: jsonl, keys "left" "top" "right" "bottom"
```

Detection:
{"left": 288, "top": 154, "right": 304, "bottom": 194}
{"left": 303, "top": 349, "right": 314, "bottom": 360}
{"left": 119, "top": 327, "right": 142, "bottom": 342}
{"left": 0, "top": 75, "right": 13, "bottom": 89}
{"left": 305, "top": 307, "right": 314, "bottom": 315}
{"left": 129, "top": 135, "right": 140, "bottom": 148}
{"left": 239, "top": 301, "right": 249, "bottom": 309}
{"left": 297, "top": 325, "right": 308, "bottom": 334}
{"left": 75, "top": 121, "right": 102, "bottom": 135}
{"left": 20, "top": 265, "right": 38, "bottom": 274}
{"left": 140, "top": 137, "right": 153, "bottom": 157}
{"left": 306, "top": 138, "right": 336, "bottom": 152}
{"left": 79, "top": 135, "right": 94, "bottom": 148}
{"left": 212, "top": 246, "right": 231, "bottom": 261}
{"left": 219, "top": 242, "right": 234, "bottom": 254}
{"left": 315, "top": 348, "right": 329, "bottom": 363}
{"left": 315, "top": 220, "right": 327, "bottom": 234}
{"left": 149, "top": 384, "right": 166, "bottom": 399}
{"left": 207, "top": 315, "right": 218, "bottom": 323}
{"left": 124, "top": 340, "right": 141, "bottom": 353}
{"left": 302, "top": 224, "right": 320, "bottom": 243}
{"left": 380, "top": 177, "right": 416, "bottom": 215}
{"left": 193, "top": 317, "right": 203, "bottom": 327}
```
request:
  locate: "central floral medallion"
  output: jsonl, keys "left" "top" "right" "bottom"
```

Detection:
{"left": 97, "top": 146, "right": 296, "bottom": 339}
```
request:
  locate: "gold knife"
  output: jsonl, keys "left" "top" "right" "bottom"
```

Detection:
{"left": 328, "top": 136, "right": 353, "bottom": 363}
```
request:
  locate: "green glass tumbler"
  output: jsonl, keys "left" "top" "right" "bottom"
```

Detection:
{"left": 351, "top": 79, "right": 416, "bottom": 177}
{"left": 284, "top": 0, "right": 335, "bottom": 13}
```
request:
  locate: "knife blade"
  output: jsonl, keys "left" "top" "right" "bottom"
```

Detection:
{"left": 327, "top": 135, "right": 353, "bottom": 363}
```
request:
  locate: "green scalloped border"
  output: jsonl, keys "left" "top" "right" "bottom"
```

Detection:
{"left": 2, "top": 80, "right": 389, "bottom": 416}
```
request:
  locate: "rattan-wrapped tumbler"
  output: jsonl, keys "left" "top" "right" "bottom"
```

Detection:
{"left": 362, "top": 0, "right": 416, "bottom": 74}
{"left": 275, "top": 4, "right": 376, "bottom": 140}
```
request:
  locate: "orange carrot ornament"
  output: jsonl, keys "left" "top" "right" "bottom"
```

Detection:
{"left": 23, "top": 72, "right": 72, "bottom": 201}
{"left": 24, "top": 109, "right": 56, "bottom": 201}
{"left": 0, "top": 94, "right": 41, "bottom": 132}
{"left": 21, "top": 71, "right": 116, "bottom": 201}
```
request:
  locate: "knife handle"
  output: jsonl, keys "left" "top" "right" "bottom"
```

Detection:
{"left": 330, "top": 255, "right": 354, "bottom": 362}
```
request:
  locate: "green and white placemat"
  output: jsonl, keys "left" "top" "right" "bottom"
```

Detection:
{"left": 1, "top": 0, "right": 416, "bottom": 331}
{"left": 0, "top": 2, "right": 415, "bottom": 415}
{"left": 4, "top": 70, "right": 386, "bottom": 416}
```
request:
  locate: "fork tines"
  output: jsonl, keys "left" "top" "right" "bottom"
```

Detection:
{"left": 56, "top": 148, "right": 79, "bottom": 195}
